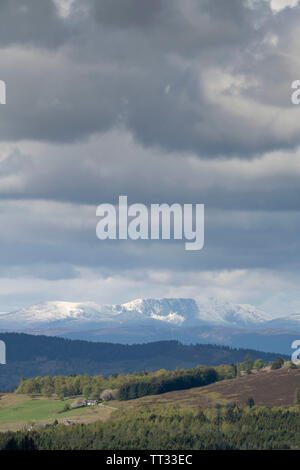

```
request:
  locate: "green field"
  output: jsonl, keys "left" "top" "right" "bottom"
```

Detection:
{"left": 0, "top": 394, "right": 114, "bottom": 431}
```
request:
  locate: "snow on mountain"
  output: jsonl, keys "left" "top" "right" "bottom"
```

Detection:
{"left": 0, "top": 297, "right": 296, "bottom": 331}
{"left": 116, "top": 297, "right": 273, "bottom": 327}
{"left": 150, "top": 313, "right": 185, "bottom": 325}
{"left": 195, "top": 298, "right": 273, "bottom": 327}
{"left": 0, "top": 298, "right": 197, "bottom": 328}
{"left": 118, "top": 298, "right": 198, "bottom": 325}
{"left": 1, "top": 301, "right": 106, "bottom": 324}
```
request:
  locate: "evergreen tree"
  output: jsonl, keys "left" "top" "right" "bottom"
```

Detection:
{"left": 271, "top": 357, "right": 284, "bottom": 370}
{"left": 246, "top": 397, "right": 255, "bottom": 408}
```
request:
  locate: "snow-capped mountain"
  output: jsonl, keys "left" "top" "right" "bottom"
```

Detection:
{"left": 0, "top": 298, "right": 197, "bottom": 328}
{"left": 0, "top": 296, "right": 288, "bottom": 332}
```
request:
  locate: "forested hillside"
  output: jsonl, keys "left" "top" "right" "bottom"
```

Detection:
{"left": 1, "top": 405, "right": 300, "bottom": 450}
{"left": 0, "top": 332, "right": 288, "bottom": 391}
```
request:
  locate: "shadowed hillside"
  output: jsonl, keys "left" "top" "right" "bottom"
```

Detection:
{"left": 0, "top": 332, "right": 288, "bottom": 391}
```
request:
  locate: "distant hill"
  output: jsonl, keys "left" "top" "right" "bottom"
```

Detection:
{"left": 0, "top": 332, "right": 288, "bottom": 391}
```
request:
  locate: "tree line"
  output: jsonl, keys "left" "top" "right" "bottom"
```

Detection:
{"left": 16, "top": 364, "right": 237, "bottom": 400}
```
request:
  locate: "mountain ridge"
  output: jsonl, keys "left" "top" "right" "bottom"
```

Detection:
{"left": 0, "top": 298, "right": 299, "bottom": 353}
{"left": 0, "top": 297, "right": 279, "bottom": 329}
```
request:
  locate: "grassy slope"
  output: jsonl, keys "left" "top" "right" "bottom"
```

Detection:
{"left": 0, "top": 395, "right": 113, "bottom": 432}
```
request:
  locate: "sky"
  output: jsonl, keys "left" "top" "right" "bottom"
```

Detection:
{"left": 0, "top": 0, "right": 300, "bottom": 315}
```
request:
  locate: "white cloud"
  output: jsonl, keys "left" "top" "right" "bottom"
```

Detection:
{"left": 270, "top": 0, "right": 299, "bottom": 12}
{"left": 52, "top": 0, "right": 75, "bottom": 18}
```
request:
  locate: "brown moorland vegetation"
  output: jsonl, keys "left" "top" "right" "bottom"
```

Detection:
{"left": 122, "top": 366, "right": 300, "bottom": 409}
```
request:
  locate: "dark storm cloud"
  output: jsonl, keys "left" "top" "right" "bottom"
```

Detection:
{"left": 0, "top": 54, "right": 121, "bottom": 142}
{"left": 0, "top": 0, "right": 291, "bottom": 158}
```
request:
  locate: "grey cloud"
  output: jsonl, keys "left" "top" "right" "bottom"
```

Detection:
{"left": 92, "top": 0, "right": 258, "bottom": 52}
{"left": 0, "top": 263, "right": 78, "bottom": 281}
{"left": 93, "top": 0, "right": 163, "bottom": 28}
{"left": 0, "top": 1, "right": 300, "bottom": 314}
{"left": 0, "top": 194, "right": 299, "bottom": 273}
{"left": 0, "top": 0, "right": 287, "bottom": 158}
{"left": 2, "top": 134, "right": 300, "bottom": 212}
{"left": 0, "top": 49, "right": 121, "bottom": 143}
{"left": 0, "top": 0, "right": 72, "bottom": 49}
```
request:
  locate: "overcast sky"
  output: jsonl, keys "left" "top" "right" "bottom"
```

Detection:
{"left": 0, "top": 0, "right": 300, "bottom": 315}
